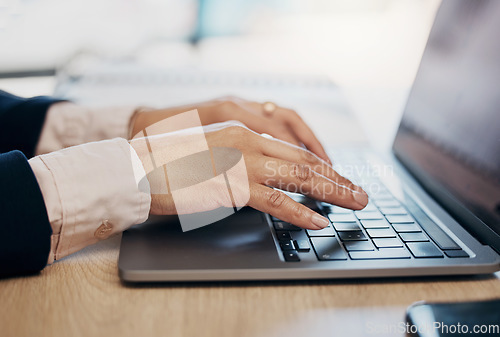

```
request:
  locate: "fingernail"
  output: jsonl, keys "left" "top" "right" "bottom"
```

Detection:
{"left": 353, "top": 186, "right": 369, "bottom": 208}
{"left": 311, "top": 213, "right": 330, "bottom": 229}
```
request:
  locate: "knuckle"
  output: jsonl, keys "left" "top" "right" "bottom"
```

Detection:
{"left": 225, "top": 119, "right": 247, "bottom": 128}
{"left": 223, "top": 95, "right": 238, "bottom": 102}
{"left": 290, "top": 202, "right": 304, "bottom": 220}
{"left": 225, "top": 124, "right": 249, "bottom": 137}
{"left": 266, "top": 190, "right": 287, "bottom": 209}
{"left": 289, "top": 109, "right": 301, "bottom": 119}
{"left": 292, "top": 163, "right": 314, "bottom": 182}
{"left": 220, "top": 100, "right": 239, "bottom": 111}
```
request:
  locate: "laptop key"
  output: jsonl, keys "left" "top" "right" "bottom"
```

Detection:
{"left": 320, "top": 201, "right": 332, "bottom": 208}
{"left": 311, "top": 237, "right": 348, "bottom": 260}
{"left": 363, "top": 202, "right": 378, "bottom": 211}
{"left": 386, "top": 215, "right": 415, "bottom": 223}
{"left": 306, "top": 226, "right": 336, "bottom": 237}
{"left": 366, "top": 228, "right": 396, "bottom": 238}
{"left": 370, "top": 192, "right": 394, "bottom": 200}
{"left": 399, "top": 232, "right": 429, "bottom": 242}
{"left": 332, "top": 222, "right": 361, "bottom": 231}
{"left": 328, "top": 206, "right": 352, "bottom": 214}
{"left": 276, "top": 231, "right": 292, "bottom": 241}
{"left": 294, "top": 239, "right": 311, "bottom": 252}
{"left": 379, "top": 207, "right": 407, "bottom": 215}
{"left": 444, "top": 250, "right": 469, "bottom": 258}
{"left": 283, "top": 250, "right": 301, "bottom": 262}
{"left": 280, "top": 240, "right": 295, "bottom": 251}
{"left": 392, "top": 223, "right": 421, "bottom": 233}
{"left": 344, "top": 241, "right": 374, "bottom": 251}
{"left": 349, "top": 248, "right": 410, "bottom": 260}
{"left": 273, "top": 222, "right": 302, "bottom": 231}
{"left": 328, "top": 213, "right": 357, "bottom": 222}
{"left": 404, "top": 200, "right": 461, "bottom": 250}
{"left": 373, "top": 238, "right": 404, "bottom": 248}
{"left": 373, "top": 199, "right": 401, "bottom": 208}
{"left": 406, "top": 242, "right": 443, "bottom": 258}
{"left": 360, "top": 219, "right": 390, "bottom": 229}
{"left": 338, "top": 231, "right": 367, "bottom": 241}
{"left": 355, "top": 211, "right": 384, "bottom": 220}
{"left": 419, "top": 222, "right": 461, "bottom": 249}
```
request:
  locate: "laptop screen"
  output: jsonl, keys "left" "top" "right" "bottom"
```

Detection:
{"left": 393, "top": 0, "right": 500, "bottom": 247}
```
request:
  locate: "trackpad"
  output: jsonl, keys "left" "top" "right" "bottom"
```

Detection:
{"left": 119, "top": 207, "right": 281, "bottom": 270}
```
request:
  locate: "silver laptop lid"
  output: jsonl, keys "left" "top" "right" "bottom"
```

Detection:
{"left": 392, "top": 0, "right": 500, "bottom": 252}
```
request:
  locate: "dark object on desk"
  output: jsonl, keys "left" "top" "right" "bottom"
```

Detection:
{"left": 406, "top": 299, "right": 500, "bottom": 337}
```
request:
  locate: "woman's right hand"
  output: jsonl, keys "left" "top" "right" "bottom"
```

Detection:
{"left": 130, "top": 122, "right": 368, "bottom": 230}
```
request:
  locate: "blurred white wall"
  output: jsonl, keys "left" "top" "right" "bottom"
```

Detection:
{"left": 1, "top": 0, "right": 439, "bottom": 84}
{"left": 0, "top": 0, "right": 196, "bottom": 72}
{"left": 0, "top": 0, "right": 441, "bottom": 148}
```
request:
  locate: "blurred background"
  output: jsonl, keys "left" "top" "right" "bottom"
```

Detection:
{"left": 0, "top": 0, "right": 441, "bottom": 148}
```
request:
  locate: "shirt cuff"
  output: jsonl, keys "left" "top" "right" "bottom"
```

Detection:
{"left": 29, "top": 138, "right": 151, "bottom": 264}
{"left": 35, "top": 102, "right": 137, "bottom": 155}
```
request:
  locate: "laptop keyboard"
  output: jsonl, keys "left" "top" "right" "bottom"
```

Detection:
{"left": 271, "top": 153, "right": 470, "bottom": 262}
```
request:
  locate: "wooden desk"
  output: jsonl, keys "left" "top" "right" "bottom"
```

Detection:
{"left": 1, "top": 235, "right": 499, "bottom": 337}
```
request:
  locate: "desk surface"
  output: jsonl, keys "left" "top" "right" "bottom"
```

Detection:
{"left": 1, "top": 235, "right": 499, "bottom": 337}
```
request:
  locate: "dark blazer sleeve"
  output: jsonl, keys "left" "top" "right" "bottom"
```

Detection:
{"left": 0, "top": 89, "right": 64, "bottom": 158}
{"left": 0, "top": 90, "right": 64, "bottom": 277}
{"left": 0, "top": 151, "right": 52, "bottom": 277}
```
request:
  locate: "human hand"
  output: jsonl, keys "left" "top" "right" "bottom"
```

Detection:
{"left": 130, "top": 96, "right": 331, "bottom": 164}
{"left": 130, "top": 122, "right": 367, "bottom": 230}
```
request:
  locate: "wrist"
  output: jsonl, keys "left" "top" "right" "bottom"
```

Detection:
{"left": 128, "top": 106, "right": 155, "bottom": 139}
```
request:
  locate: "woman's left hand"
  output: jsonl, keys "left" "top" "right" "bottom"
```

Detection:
{"left": 130, "top": 96, "right": 331, "bottom": 164}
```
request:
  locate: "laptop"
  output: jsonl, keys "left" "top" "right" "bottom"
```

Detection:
{"left": 116, "top": 0, "right": 500, "bottom": 282}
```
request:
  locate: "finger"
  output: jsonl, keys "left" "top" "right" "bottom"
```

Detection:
{"left": 255, "top": 135, "right": 364, "bottom": 196}
{"left": 231, "top": 108, "right": 301, "bottom": 146}
{"left": 257, "top": 156, "right": 368, "bottom": 210}
{"left": 227, "top": 100, "right": 303, "bottom": 146}
{"left": 277, "top": 108, "right": 331, "bottom": 164}
{"left": 249, "top": 183, "right": 329, "bottom": 230}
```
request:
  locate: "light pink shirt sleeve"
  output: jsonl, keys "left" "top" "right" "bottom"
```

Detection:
{"left": 29, "top": 138, "right": 151, "bottom": 264}
{"left": 30, "top": 102, "right": 151, "bottom": 264}
{"left": 35, "top": 102, "right": 137, "bottom": 155}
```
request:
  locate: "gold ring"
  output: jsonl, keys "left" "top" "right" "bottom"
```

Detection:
{"left": 262, "top": 101, "right": 277, "bottom": 116}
